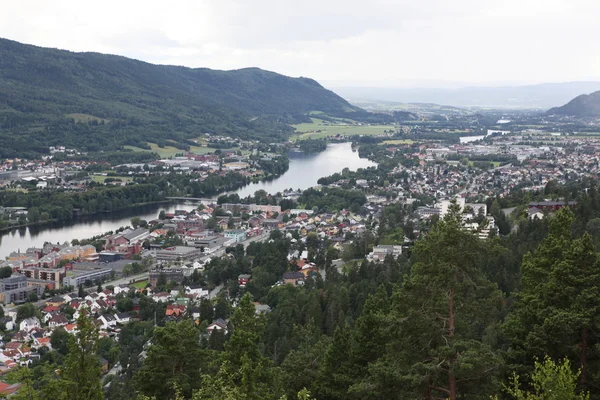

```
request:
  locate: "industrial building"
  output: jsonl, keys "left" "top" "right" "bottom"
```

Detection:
{"left": 62, "top": 268, "right": 113, "bottom": 288}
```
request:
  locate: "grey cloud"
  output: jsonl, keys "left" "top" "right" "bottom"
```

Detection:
{"left": 2, "top": 0, "right": 600, "bottom": 85}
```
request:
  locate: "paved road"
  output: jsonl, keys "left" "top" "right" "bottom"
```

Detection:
{"left": 208, "top": 284, "right": 223, "bottom": 300}
{"left": 109, "top": 273, "right": 148, "bottom": 287}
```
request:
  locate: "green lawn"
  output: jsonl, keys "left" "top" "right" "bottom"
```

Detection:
{"left": 132, "top": 280, "right": 148, "bottom": 289}
{"left": 291, "top": 118, "right": 395, "bottom": 141}
{"left": 91, "top": 175, "right": 133, "bottom": 183}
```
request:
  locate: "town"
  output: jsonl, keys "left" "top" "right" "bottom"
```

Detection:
{"left": 0, "top": 120, "right": 598, "bottom": 397}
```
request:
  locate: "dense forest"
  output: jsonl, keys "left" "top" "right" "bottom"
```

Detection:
{"left": 0, "top": 38, "right": 380, "bottom": 158}
{"left": 10, "top": 192, "right": 600, "bottom": 399}
{"left": 297, "top": 139, "right": 328, "bottom": 154}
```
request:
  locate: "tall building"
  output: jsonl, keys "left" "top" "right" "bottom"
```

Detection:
{"left": 0, "top": 275, "right": 41, "bottom": 304}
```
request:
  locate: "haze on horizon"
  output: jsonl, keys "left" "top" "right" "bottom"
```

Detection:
{"left": 2, "top": 0, "right": 599, "bottom": 88}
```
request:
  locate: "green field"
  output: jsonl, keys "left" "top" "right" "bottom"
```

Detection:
{"left": 381, "top": 139, "right": 415, "bottom": 145}
{"left": 291, "top": 118, "right": 395, "bottom": 140}
{"left": 132, "top": 280, "right": 148, "bottom": 289}
{"left": 124, "top": 142, "right": 221, "bottom": 158}
{"left": 468, "top": 161, "right": 502, "bottom": 167}
{"left": 91, "top": 175, "right": 134, "bottom": 183}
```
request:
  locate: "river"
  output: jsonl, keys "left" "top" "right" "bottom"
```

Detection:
{"left": 0, "top": 142, "right": 375, "bottom": 259}
{"left": 0, "top": 203, "right": 199, "bottom": 259}
{"left": 233, "top": 142, "right": 376, "bottom": 197}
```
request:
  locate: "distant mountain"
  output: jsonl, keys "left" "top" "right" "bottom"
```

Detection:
{"left": 332, "top": 82, "right": 600, "bottom": 109}
{"left": 348, "top": 99, "right": 469, "bottom": 116}
{"left": 547, "top": 91, "right": 600, "bottom": 117}
{"left": 0, "top": 38, "right": 363, "bottom": 158}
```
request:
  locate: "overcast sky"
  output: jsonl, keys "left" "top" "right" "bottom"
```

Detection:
{"left": 2, "top": 0, "right": 599, "bottom": 88}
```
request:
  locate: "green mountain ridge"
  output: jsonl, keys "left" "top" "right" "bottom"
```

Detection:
{"left": 547, "top": 90, "right": 600, "bottom": 117}
{"left": 0, "top": 38, "right": 365, "bottom": 158}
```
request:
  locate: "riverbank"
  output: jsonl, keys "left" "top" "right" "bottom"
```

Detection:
{"left": 0, "top": 202, "right": 201, "bottom": 259}
{"left": 0, "top": 143, "right": 372, "bottom": 258}
{"left": 0, "top": 161, "right": 290, "bottom": 235}
{"left": 0, "top": 200, "right": 174, "bottom": 235}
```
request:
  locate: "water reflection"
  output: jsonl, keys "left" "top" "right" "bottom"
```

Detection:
{"left": 0, "top": 142, "right": 375, "bottom": 258}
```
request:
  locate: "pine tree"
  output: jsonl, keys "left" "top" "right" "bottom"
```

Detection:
{"left": 314, "top": 327, "right": 354, "bottom": 400}
{"left": 134, "top": 319, "right": 204, "bottom": 399}
{"left": 375, "top": 203, "right": 504, "bottom": 399}
{"left": 60, "top": 308, "right": 103, "bottom": 400}
{"left": 504, "top": 208, "right": 600, "bottom": 392}
{"left": 199, "top": 294, "right": 280, "bottom": 399}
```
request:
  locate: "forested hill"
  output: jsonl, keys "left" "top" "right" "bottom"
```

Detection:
{"left": 0, "top": 38, "right": 364, "bottom": 158}
{"left": 547, "top": 90, "right": 600, "bottom": 117}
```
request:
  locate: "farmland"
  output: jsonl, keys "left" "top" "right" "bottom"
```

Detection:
{"left": 291, "top": 118, "right": 395, "bottom": 140}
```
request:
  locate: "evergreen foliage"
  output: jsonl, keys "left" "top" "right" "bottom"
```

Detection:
{"left": 0, "top": 38, "right": 368, "bottom": 158}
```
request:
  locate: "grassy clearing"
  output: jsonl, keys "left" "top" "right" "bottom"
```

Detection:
{"left": 65, "top": 113, "right": 108, "bottom": 123}
{"left": 192, "top": 146, "right": 224, "bottom": 155}
{"left": 124, "top": 143, "right": 221, "bottom": 158}
{"left": 381, "top": 139, "right": 415, "bottom": 145}
{"left": 468, "top": 161, "right": 502, "bottom": 167}
{"left": 132, "top": 280, "right": 148, "bottom": 289}
{"left": 5, "top": 188, "right": 29, "bottom": 193}
{"left": 291, "top": 118, "right": 395, "bottom": 141}
{"left": 91, "top": 175, "right": 133, "bottom": 183}
{"left": 123, "top": 144, "right": 180, "bottom": 158}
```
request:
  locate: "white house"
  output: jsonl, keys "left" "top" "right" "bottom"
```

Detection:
{"left": 114, "top": 313, "right": 131, "bottom": 324}
{"left": 43, "top": 311, "right": 60, "bottom": 324}
{"left": 85, "top": 293, "right": 99, "bottom": 302}
{"left": 98, "top": 314, "right": 117, "bottom": 329}
{"left": 96, "top": 291, "right": 108, "bottom": 300}
{"left": 206, "top": 318, "right": 229, "bottom": 335}
{"left": 367, "top": 245, "right": 403, "bottom": 262}
{"left": 48, "top": 314, "right": 69, "bottom": 328}
{"left": 113, "top": 285, "right": 131, "bottom": 295}
{"left": 192, "top": 261, "right": 205, "bottom": 271}
{"left": 152, "top": 292, "right": 171, "bottom": 303}
{"left": 19, "top": 317, "right": 41, "bottom": 332}
{"left": 185, "top": 285, "right": 209, "bottom": 299}
{"left": 2, "top": 317, "right": 14, "bottom": 332}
